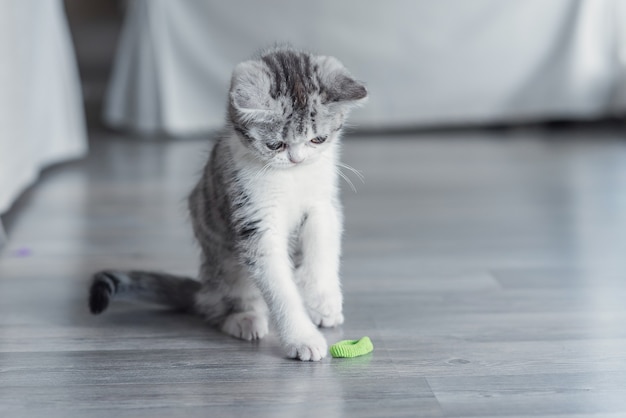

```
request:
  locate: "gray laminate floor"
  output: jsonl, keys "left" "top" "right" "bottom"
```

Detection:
{"left": 2, "top": 125, "right": 626, "bottom": 417}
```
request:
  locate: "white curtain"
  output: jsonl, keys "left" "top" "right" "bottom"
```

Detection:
{"left": 0, "top": 0, "right": 87, "bottom": 242}
{"left": 104, "top": 0, "right": 626, "bottom": 136}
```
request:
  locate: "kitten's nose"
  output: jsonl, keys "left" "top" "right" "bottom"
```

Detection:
{"left": 288, "top": 153, "right": 304, "bottom": 164}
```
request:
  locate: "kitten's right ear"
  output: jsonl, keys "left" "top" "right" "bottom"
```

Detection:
{"left": 230, "top": 61, "right": 277, "bottom": 123}
{"left": 315, "top": 56, "right": 368, "bottom": 106}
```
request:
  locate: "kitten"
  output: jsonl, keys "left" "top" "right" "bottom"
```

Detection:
{"left": 89, "top": 46, "right": 367, "bottom": 361}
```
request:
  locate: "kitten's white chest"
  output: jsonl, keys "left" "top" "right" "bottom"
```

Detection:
{"left": 249, "top": 161, "right": 336, "bottom": 229}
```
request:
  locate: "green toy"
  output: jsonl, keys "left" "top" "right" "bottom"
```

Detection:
{"left": 330, "top": 336, "right": 373, "bottom": 358}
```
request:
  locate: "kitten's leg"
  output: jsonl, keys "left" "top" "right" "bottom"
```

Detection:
{"left": 220, "top": 278, "right": 269, "bottom": 341}
{"left": 295, "top": 203, "right": 344, "bottom": 328}
{"left": 221, "top": 310, "right": 268, "bottom": 341}
{"left": 244, "top": 230, "right": 328, "bottom": 361}
{"left": 195, "top": 261, "right": 269, "bottom": 341}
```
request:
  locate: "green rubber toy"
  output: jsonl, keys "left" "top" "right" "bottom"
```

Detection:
{"left": 330, "top": 336, "right": 374, "bottom": 358}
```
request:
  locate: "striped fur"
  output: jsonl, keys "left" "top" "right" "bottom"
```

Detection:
{"left": 90, "top": 46, "right": 367, "bottom": 361}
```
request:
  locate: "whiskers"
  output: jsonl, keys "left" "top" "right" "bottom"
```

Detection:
{"left": 253, "top": 161, "right": 273, "bottom": 182}
{"left": 338, "top": 162, "right": 365, "bottom": 183}
{"left": 336, "top": 161, "right": 365, "bottom": 193}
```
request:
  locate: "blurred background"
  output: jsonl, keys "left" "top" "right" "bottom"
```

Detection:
{"left": 2, "top": 0, "right": 626, "bottom": 238}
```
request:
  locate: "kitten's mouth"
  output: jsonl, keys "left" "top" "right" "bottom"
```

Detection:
{"left": 272, "top": 162, "right": 300, "bottom": 169}
{"left": 269, "top": 159, "right": 308, "bottom": 169}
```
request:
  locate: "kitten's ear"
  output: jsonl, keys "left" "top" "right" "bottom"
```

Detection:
{"left": 230, "top": 60, "right": 277, "bottom": 122}
{"left": 316, "top": 56, "right": 368, "bottom": 105}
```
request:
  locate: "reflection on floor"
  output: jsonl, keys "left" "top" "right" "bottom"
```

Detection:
{"left": 2, "top": 125, "right": 626, "bottom": 417}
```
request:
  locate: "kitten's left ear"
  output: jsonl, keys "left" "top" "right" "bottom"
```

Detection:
{"left": 316, "top": 56, "right": 368, "bottom": 105}
{"left": 230, "top": 60, "right": 278, "bottom": 123}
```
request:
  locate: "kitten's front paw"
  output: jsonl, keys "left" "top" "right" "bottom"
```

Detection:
{"left": 221, "top": 312, "right": 269, "bottom": 341}
{"left": 284, "top": 329, "right": 328, "bottom": 361}
{"left": 306, "top": 290, "right": 344, "bottom": 328}
{"left": 308, "top": 307, "right": 344, "bottom": 328}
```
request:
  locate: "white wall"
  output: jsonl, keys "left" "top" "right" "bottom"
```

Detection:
{"left": 0, "top": 0, "right": 88, "bottom": 240}
{"left": 104, "top": 0, "right": 626, "bottom": 135}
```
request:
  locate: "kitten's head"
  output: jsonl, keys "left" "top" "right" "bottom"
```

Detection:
{"left": 228, "top": 47, "right": 367, "bottom": 168}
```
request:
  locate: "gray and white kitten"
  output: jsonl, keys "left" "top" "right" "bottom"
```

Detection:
{"left": 89, "top": 47, "right": 367, "bottom": 361}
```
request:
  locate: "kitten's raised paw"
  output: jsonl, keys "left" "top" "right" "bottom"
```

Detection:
{"left": 309, "top": 309, "right": 344, "bottom": 328}
{"left": 306, "top": 294, "right": 344, "bottom": 328}
{"left": 221, "top": 312, "right": 269, "bottom": 341}
{"left": 284, "top": 330, "right": 328, "bottom": 361}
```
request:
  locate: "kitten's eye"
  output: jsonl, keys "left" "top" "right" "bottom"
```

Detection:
{"left": 310, "top": 135, "right": 327, "bottom": 145}
{"left": 266, "top": 142, "right": 286, "bottom": 151}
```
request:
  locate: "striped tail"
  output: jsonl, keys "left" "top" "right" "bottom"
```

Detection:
{"left": 89, "top": 270, "right": 201, "bottom": 315}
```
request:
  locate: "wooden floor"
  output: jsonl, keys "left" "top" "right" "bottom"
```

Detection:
{"left": 2, "top": 124, "right": 626, "bottom": 417}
